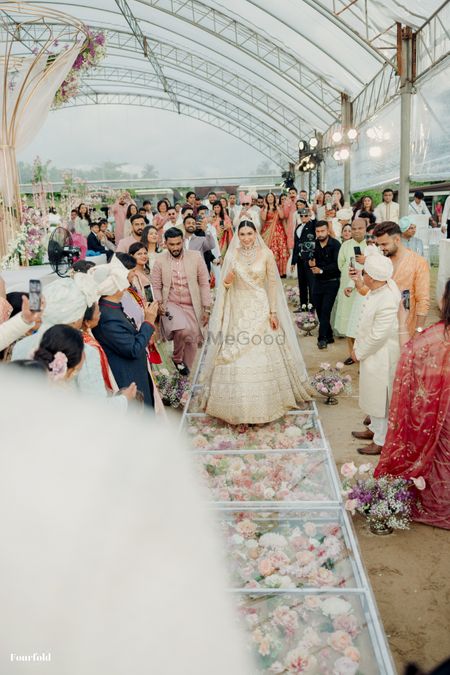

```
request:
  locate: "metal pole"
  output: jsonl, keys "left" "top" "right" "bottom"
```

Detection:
{"left": 341, "top": 94, "right": 352, "bottom": 204}
{"left": 399, "top": 26, "right": 414, "bottom": 217}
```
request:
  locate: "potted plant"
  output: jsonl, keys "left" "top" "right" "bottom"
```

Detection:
{"left": 294, "top": 304, "right": 319, "bottom": 336}
{"left": 341, "top": 462, "right": 425, "bottom": 535}
{"left": 310, "top": 362, "right": 352, "bottom": 405}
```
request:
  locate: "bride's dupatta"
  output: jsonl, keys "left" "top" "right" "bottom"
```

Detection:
{"left": 375, "top": 322, "right": 450, "bottom": 479}
{"left": 200, "top": 225, "right": 311, "bottom": 397}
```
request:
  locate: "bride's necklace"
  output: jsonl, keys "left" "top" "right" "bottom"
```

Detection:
{"left": 239, "top": 242, "right": 258, "bottom": 266}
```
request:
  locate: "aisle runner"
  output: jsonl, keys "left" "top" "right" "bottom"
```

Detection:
{"left": 180, "top": 351, "right": 395, "bottom": 675}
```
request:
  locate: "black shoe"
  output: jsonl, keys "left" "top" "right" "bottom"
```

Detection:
{"left": 172, "top": 359, "right": 190, "bottom": 377}
{"left": 344, "top": 357, "right": 355, "bottom": 366}
{"left": 317, "top": 340, "right": 328, "bottom": 350}
{"left": 326, "top": 337, "right": 335, "bottom": 344}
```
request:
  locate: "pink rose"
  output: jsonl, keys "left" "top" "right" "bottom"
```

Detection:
{"left": 341, "top": 462, "right": 357, "bottom": 478}
{"left": 296, "top": 551, "right": 315, "bottom": 566}
{"left": 332, "top": 656, "right": 359, "bottom": 675}
{"left": 258, "top": 559, "right": 275, "bottom": 577}
{"left": 344, "top": 646, "right": 360, "bottom": 662}
{"left": 304, "top": 522, "right": 317, "bottom": 537}
{"left": 236, "top": 518, "right": 257, "bottom": 538}
{"left": 345, "top": 499, "right": 359, "bottom": 515}
{"left": 333, "top": 614, "right": 359, "bottom": 638}
{"left": 328, "top": 630, "right": 353, "bottom": 653}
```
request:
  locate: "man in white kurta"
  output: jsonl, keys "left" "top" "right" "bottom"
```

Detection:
{"left": 374, "top": 188, "right": 399, "bottom": 224}
{"left": 351, "top": 255, "right": 401, "bottom": 455}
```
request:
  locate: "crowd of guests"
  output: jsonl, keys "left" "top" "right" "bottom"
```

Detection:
{"left": 0, "top": 184, "right": 448, "bottom": 529}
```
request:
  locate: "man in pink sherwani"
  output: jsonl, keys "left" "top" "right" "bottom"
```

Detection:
{"left": 151, "top": 227, "right": 212, "bottom": 375}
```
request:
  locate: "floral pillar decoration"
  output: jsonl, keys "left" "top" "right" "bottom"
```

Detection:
{"left": 0, "top": 2, "right": 90, "bottom": 258}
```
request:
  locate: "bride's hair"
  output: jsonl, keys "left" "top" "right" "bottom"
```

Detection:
{"left": 237, "top": 220, "right": 256, "bottom": 231}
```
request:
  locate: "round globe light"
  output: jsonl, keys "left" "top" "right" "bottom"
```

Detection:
{"left": 340, "top": 147, "right": 350, "bottom": 160}
{"left": 333, "top": 150, "right": 341, "bottom": 161}
{"left": 347, "top": 128, "right": 358, "bottom": 141}
{"left": 332, "top": 131, "right": 343, "bottom": 143}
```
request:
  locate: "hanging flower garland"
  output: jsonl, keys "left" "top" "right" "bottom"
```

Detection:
{"left": 54, "top": 30, "right": 106, "bottom": 107}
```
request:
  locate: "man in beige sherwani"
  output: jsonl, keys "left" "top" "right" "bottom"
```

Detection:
{"left": 151, "top": 227, "right": 211, "bottom": 375}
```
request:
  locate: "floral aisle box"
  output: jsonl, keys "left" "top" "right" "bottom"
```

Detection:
{"left": 184, "top": 413, "right": 324, "bottom": 452}
{"left": 237, "top": 591, "right": 394, "bottom": 674}
{"left": 194, "top": 450, "right": 339, "bottom": 504}
{"left": 217, "top": 509, "right": 357, "bottom": 590}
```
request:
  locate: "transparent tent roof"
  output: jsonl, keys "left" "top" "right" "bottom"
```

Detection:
{"left": 1, "top": 0, "right": 446, "bottom": 167}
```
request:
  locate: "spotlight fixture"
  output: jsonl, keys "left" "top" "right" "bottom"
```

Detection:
{"left": 332, "top": 130, "right": 343, "bottom": 143}
{"left": 347, "top": 128, "right": 358, "bottom": 141}
{"left": 309, "top": 137, "right": 318, "bottom": 149}
{"left": 298, "top": 139, "right": 308, "bottom": 152}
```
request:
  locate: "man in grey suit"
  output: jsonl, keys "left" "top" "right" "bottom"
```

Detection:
{"left": 183, "top": 215, "right": 216, "bottom": 255}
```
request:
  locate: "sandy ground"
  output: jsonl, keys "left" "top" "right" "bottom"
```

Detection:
{"left": 297, "top": 270, "right": 450, "bottom": 674}
{"left": 172, "top": 268, "right": 449, "bottom": 674}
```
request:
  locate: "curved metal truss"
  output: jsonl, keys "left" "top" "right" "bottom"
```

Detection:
{"left": 84, "top": 64, "right": 302, "bottom": 145}
{"left": 18, "top": 20, "right": 329, "bottom": 132}
{"left": 62, "top": 91, "right": 289, "bottom": 167}
{"left": 80, "top": 74, "right": 296, "bottom": 159}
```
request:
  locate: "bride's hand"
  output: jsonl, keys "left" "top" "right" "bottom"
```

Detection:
{"left": 269, "top": 312, "right": 279, "bottom": 330}
{"left": 224, "top": 270, "right": 235, "bottom": 285}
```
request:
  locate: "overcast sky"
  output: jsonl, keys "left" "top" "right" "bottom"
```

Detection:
{"left": 18, "top": 105, "right": 276, "bottom": 178}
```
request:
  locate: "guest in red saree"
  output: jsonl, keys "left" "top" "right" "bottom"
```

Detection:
{"left": 374, "top": 280, "right": 450, "bottom": 529}
{"left": 211, "top": 200, "right": 233, "bottom": 259}
{"left": 260, "top": 193, "right": 290, "bottom": 277}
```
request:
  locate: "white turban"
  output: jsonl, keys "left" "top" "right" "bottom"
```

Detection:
{"left": 364, "top": 253, "right": 393, "bottom": 281}
{"left": 336, "top": 208, "right": 353, "bottom": 221}
{"left": 91, "top": 256, "right": 129, "bottom": 296}
{"left": 43, "top": 273, "right": 99, "bottom": 327}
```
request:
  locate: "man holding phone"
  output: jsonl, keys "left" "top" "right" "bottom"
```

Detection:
{"left": 334, "top": 218, "right": 367, "bottom": 363}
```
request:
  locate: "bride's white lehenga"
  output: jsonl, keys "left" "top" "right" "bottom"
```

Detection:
{"left": 201, "top": 236, "right": 312, "bottom": 424}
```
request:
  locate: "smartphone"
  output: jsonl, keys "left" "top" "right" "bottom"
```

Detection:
{"left": 349, "top": 256, "right": 356, "bottom": 270}
{"left": 402, "top": 289, "right": 411, "bottom": 310}
{"left": 29, "top": 279, "right": 42, "bottom": 312}
{"left": 326, "top": 201, "right": 332, "bottom": 210}
{"left": 354, "top": 246, "right": 362, "bottom": 256}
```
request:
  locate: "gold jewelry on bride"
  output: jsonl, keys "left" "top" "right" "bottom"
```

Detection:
{"left": 239, "top": 242, "right": 258, "bottom": 265}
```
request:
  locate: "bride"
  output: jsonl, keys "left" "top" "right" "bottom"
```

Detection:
{"left": 200, "top": 220, "right": 312, "bottom": 424}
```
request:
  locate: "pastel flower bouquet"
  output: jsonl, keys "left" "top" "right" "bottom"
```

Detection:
{"left": 186, "top": 414, "right": 321, "bottom": 451}
{"left": 341, "top": 462, "right": 425, "bottom": 534}
{"left": 54, "top": 30, "right": 106, "bottom": 107}
{"left": 1, "top": 207, "right": 45, "bottom": 269}
{"left": 196, "top": 452, "right": 335, "bottom": 502}
{"left": 238, "top": 593, "right": 374, "bottom": 674}
{"left": 155, "top": 369, "right": 190, "bottom": 408}
{"left": 285, "top": 286, "right": 300, "bottom": 306}
{"left": 221, "top": 513, "right": 352, "bottom": 589}
{"left": 294, "top": 304, "right": 319, "bottom": 337}
{"left": 311, "top": 362, "right": 352, "bottom": 406}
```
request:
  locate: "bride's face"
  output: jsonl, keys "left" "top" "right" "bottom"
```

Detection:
{"left": 238, "top": 225, "right": 256, "bottom": 248}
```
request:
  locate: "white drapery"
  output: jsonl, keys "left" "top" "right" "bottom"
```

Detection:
{"left": 0, "top": 45, "right": 80, "bottom": 206}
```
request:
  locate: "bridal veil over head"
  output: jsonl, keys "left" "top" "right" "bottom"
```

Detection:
{"left": 201, "top": 222, "right": 310, "bottom": 389}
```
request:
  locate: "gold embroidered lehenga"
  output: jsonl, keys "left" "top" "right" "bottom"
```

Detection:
{"left": 200, "top": 236, "right": 311, "bottom": 424}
